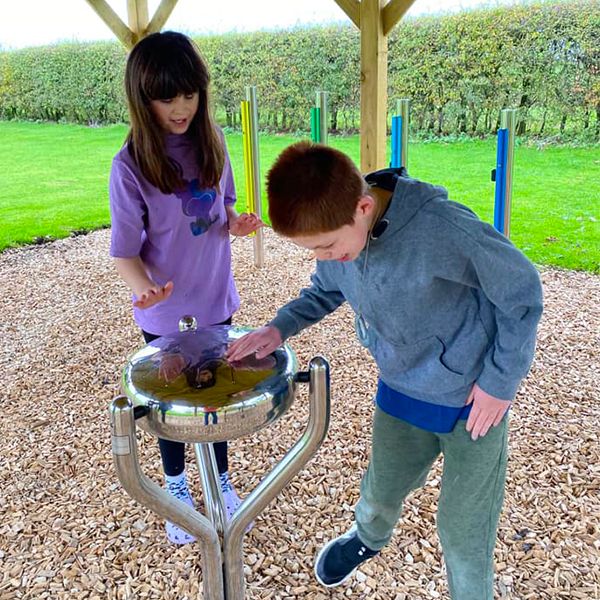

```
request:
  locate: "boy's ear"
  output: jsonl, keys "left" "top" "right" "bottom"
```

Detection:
{"left": 355, "top": 194, "right": 376, "bottom": 218}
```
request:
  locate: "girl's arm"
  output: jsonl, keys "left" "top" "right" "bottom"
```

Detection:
{"left": 113, "top": 256, "right": 173, "bottom": 309}
{"left": 225, "top": 204, "right": 263, "bottom": 237}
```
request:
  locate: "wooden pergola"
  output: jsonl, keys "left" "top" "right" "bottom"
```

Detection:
{"left": 84, "top": 0, "right": 417, "bottom": 172}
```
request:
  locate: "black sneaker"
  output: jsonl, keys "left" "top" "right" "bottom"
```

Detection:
{"left": 314, "top": 526, "right": 379, "bottom": 587}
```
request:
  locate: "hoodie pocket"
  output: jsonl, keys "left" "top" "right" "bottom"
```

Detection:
{"left": 372, "top": 334, "right": 468, "bottom": 396}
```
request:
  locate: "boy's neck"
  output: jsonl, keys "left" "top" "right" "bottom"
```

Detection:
{"left": 368, "top": 186, "right": 393, "bottom": 229}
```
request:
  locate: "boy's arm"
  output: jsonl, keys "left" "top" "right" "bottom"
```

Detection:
{"left": 226, "top": 265, "right": 345, "bottom": 361}
{"left": 434, "top": 214, "right": 543, "bottom": 440}
{"left": 447, "top": 219, "right": 544, "bottom": 401}
{"left": 473, "top": 237, "right": 543, "bottom": 401}
{"left": 268, "top": 267, "right": 346, "bottom": 340}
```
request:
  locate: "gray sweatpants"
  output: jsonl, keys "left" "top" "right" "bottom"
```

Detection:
{"left": 355, "top": 406, "right": 508, "bottom": 600}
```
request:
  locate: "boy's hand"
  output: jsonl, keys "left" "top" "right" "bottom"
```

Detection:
{"left": 133, "top": 281, "right": 174, "bottom": 309}
{"left": 226, "top": 326, "right": 282, "bottom": 362}
{"left": 229, "top": 212, "right": 264, "bottom": 237}
{"left": 158, "top": 352, "right": 186, "bottom": 382}
{"left": 465, "top": 383, "right": 512, "bottom": 441}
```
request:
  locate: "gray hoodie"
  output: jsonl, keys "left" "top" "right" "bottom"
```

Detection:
{"left": 270, "top": 176, "right": 543, "bottom": 407}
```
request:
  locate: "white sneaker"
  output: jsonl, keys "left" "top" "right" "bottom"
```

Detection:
{"left": 165, "top": 475, "right": 196, "bottom": 545}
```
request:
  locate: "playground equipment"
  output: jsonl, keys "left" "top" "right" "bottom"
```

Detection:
{"left": 310, "top": 91, "right": 329, "bottom": 144}
{"left": 390, "top": 98, "right": 410, "bottom": 170}
{"left": 241, "top": 85, "right": 265, "bottom": 267}
{"left": 492, "top": 109, "right": 517, "bottom": 238}
{"left": 110, "top": 316, "right": 331, "bottom": 600}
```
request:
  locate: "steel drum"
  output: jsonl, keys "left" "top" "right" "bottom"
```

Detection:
{"left": 122, "top": 325, "right": 298, "bottom": 443}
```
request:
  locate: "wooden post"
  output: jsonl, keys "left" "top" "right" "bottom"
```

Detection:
{"left": 332, "top": 0, "right": 416, "bottom": 172}
{"left": 360, "top": 0, "right": 387, "bottom": 172}
{"left": 127, "top": 0, "right": 149, "bottom": 44}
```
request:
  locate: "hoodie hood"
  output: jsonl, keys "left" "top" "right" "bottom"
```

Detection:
{"left": 364, "top": 167, "right": 449, "bottom": 239}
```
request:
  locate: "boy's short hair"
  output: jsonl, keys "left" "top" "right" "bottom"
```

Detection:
{"left": 267, "top": 142, "right": 368, "bottom": 236}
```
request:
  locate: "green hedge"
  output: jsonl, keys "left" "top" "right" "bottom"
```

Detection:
{"left": 0, "top": 1, "right": 598, "bottom": 139}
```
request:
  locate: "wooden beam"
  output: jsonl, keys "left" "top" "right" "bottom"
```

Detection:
{"left": 382, "top": 0, "right": 416, "bottom": 35}
{"left": 84, "top": 0, "right": 135, "bottom": 48}
{"left": 359, "top": 0, "right": 388, "bottom": 172}
{"left": 332, "top": 0, "right": 360, "bottom": 29}
{"left": 127, "top": 0, "right": 149, "bottom": 42}
{"left": 145, "top": 0, "right": 179, "bottom": 36}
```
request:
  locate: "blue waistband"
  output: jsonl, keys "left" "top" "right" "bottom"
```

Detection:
{"left": 376, "top": 379, "right": 472, "bottom": 433}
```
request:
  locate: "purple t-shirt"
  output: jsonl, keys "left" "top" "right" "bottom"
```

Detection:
{"left": 109, "top": 132, "right": 240, "bottom": 336}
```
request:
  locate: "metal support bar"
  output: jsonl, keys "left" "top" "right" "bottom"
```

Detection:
{"left": 493, "top": 128, "right": 507, "bottom": 233}
{"left": 223, "top": 356, "right": 331, "bottom": 599}
{"left": 194, "top": 443, "right": 226, "bottom": 534}
{"left": 110, "top": 396, "right": 225, "bottom": 600}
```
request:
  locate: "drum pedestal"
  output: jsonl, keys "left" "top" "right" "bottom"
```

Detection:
{"left": 110, "top": 356, "right": 330, "bottom": 600}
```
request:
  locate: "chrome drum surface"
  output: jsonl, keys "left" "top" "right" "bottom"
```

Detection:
{"left": 122, "top": 326, "right": 298, "bottom": 443}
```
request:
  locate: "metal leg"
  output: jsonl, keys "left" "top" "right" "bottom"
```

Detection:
{"left": 110, "top": 397, "right": 225, "bottom": 600}
{"left": 223, "top": 356, "right": 331, "bottom": 599}
{"left": 194, "top": 442, "right": 226, "bottom": 534}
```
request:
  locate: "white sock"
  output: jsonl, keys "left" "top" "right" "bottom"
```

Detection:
{"left": 165, "top": 471, "right": 186, "bottom": 487}
{"left": 164, "top": 471, "right": 196, "bottom": 545}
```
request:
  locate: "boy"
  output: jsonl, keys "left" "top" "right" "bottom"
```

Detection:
{"left": 226, "top": 142, "right": 543, "bottom": 599}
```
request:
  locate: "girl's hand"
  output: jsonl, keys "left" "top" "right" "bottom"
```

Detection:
{"left": 225, "top": 326, "right": 282, "bottom": 362}
{"left": 229, "top": 212, "right": 264, "bottom": 237}
{"left": 465, "top": 383, "right": 512, "bottom": 441}
{"left": 133, "top": 281, "right": 174, "bottom": 309}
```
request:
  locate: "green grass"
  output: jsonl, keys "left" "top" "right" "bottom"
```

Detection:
{"left": 1, "top": 121, "right": 598, "bottom": 272}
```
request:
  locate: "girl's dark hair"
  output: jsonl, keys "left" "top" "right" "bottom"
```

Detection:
{"left": 267, "top": 142, "right": 368, "bottom": 236}
{"left": 185, "top": 360, "right": 219, "bottom": 390}
{"left": 124, "top": 31, "right": 224, "bottom": 193}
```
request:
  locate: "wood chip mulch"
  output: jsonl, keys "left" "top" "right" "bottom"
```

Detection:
{"left": 0, "top": 229, "right": 598, "bottom": 600}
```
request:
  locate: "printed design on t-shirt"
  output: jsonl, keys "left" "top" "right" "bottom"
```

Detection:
{"left": 175, "top": 178, "right": 218, "bottom": 236}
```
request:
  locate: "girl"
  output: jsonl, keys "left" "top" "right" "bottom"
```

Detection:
{"left": 109, "top": 31, "right": 262, "bottom": 545}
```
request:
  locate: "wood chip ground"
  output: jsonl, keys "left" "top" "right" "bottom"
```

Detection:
{"left": 0, "top": 229, "right": 598, "bottom": 600}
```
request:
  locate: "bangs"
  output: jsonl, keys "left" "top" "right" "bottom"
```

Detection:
{"left": 142, "top": 56, "right": 203, "bottom": 101}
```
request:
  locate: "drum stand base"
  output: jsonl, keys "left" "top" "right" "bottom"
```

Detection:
{"left": 110, "top": 357, "right": 330, "bottom": 600}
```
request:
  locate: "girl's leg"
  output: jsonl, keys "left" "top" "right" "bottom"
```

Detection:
{"left": 142, "top": 330, "right": 194, "bottom": 542}
{"left": 158, "top": 437, "right": 195, "bottom": 544}
{"left": 158, "top": 438, "right": 186, "bottom": 475}
{"left": 214, "top": 441, "right": 228, "bottom": 474}
{"left": 212, "top": 316, "right": 232, "bottom": 475}
{"left": 437, "top": 417, "right": 509, "bottom": 600}
{"left": 142, "top": 331, "right": 189, "bottom": 478}
{"left": 143, "top": 324, "right": 241, "bottom": 522}
{"left": 355, "top": 407, "right": 441, "bottom": 550}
